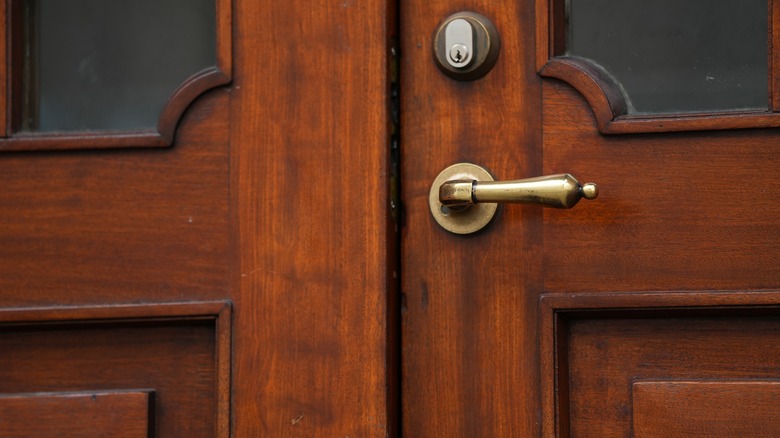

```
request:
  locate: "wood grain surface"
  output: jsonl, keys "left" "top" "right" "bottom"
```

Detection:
{"left": 0, "top": 90, "right": 231, "bottom": 307}
{"left": 231, "top": 0, "right": 396, "bottom": 435}
{"left": 403, "top": 0, "right": 780, "bottom": 436}
{"left": 401, "top": 1, "right": 542, "bottom": 436}
{"left": 0, "top": 391, "right": 154, "bottom": 438}
{"left": 542, "top": 80, "right": 780, "bottom": 293}
{"left": 633, "top": 381, "right": 780, "bottom": 437}
{"left": 562, "top": 315, "right": 780, "bottom": 436}
{"left": 0, "top": 0, "right": 397, "bottom": 435}
{"left": 0, "top": 317, "right": 220, "bottom": 436}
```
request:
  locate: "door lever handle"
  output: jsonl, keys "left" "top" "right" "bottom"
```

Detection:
{"left": 429, "top": 163, "right": 599, "bottom": 234}
{"left": 439, "top": 174, "right": 598, "bottom": 209}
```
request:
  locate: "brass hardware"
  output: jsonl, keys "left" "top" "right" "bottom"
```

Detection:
{"left": 429, "top": 163, "right": 499, "bottom": 234}
{"left": 430, "top": 163, "right": 598, "bottom": 234}
{"left": 440, "top": 174, "right": 598, "bottom": 209}
{"left": 433, "top": 12, "right": 500, "bottom": 81}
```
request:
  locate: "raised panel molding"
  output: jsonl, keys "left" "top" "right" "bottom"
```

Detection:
{"left": 541, "top": 290, "right": 780, "bottom": 437}
{"left": 0, "top": 390, "right": 155, "bottom": 437}
{"left": 0, "top": 301, "right": 231, "bottom": 437}
{"left": 633, "top": 381, "right": 780, "bottom": 437}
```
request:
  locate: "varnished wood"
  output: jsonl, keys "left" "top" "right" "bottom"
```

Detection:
{"left": 0, "top": 301, "right": 234, "bottom": 438}
{"left": 542, "top": 80, "right": 780, "bottom": 293}
{"left": 772, "top": 0, "right": 779, "bottom": 110}
{"left": 0, "top": 130, "right": 168, "bottom": 150}
{"left": 539, "top": 57, "right": 628, "bottom": 128}
{"left": 0, "top": 300, "right": 230, "bottom": 322}
{"left": 215, "top": 0, "right": 232, "bottom": 80}
{"left": 0, "top": 73, "right": 229, "bottom": 151}
{"left": 0, "top": 69, "right": 232, "bottom": 152}
{"left": 0, "top": 0, "right": 396, "bottom": 434}
{"left": 231, "top": 0, "right": 396, "bottom": 435}
{"left": 0, "top": 37, "right": 235, "bottom": 434}
{"left": 633, "top": 381, "right": 780, "bottom": 437}
{"left": 401, "top": 0, "right": 542, "bottom": 436}
{"left": 0, "top": 390, "right": 154, "bottom": 437}
{"left": 0, "top": 0, "right": 6, "bottom": 137}
{"left": 541, "top": 57, "right": 780, "bottom": 134}
{"left": 0, "top": 90, "right": 231, "bottom": 307}
{"left": 563, "top": 313, "right": 780, "bottom": 436}
{"left": 156, "top": 67, "right": 231, "bottom": 144}
{"left": 0, "top": 307, "right": 228, "bottom": 436}
{"left": 406, "top": 1, "right": 780, "bottom": 436}
{"left": 541, "top": 290, "right": 780, "bottom": 311}
{"left": 9, "top": 0, "right": 24, "bottom": 134}
{"left": 541, "top": 291, "right": 780, "bottom": 437}
{"left": 538, "top": 0, "right": 780, "bottom": 134}
{"left": 534, "top": 0, "right": 565, "bottom": 70}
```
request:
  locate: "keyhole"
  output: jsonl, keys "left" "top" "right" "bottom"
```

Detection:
{"left": 436, "top": 13, "right": 500, "bottom": 79}
{"left": 449, "top": 43, "right": 469, "bottom": 65}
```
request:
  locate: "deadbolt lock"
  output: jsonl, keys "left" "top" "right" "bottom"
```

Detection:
{"left": 434, "top": 12, "right": 500, "bottom": 80}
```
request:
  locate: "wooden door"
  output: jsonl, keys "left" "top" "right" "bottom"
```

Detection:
{"left": 402, "top": 0, "right": 780, "bottom": 436}
{"left": 0, "top": 0, "right": 395, "bottom": 436}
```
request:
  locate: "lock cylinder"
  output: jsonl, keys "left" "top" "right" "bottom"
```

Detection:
{"left": 433, "top": 12, "right": 500, "bottom": 81}
{"left": 444, "top": 19, "right": 474, "bottom": 68}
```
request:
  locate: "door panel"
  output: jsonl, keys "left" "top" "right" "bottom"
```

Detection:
{"left": 0, "top": 0, "right": 395, "bottom": 436}
{"left": 632, "top": 381, "right": 780, "bottom": 437}
{"left": 0, "top": 303, "right": 230, "bottom": 436}
{"left": 0, "top": 88, "right": 232, "bottom": 435}
{"left": 541, "top": 292, "right": 780, "bottom": 437}
{"left": 543, "top": 81, "right": 780, "bottom": 292}
{"left": 0, "top": 91, "right": 231, "bottom": 306}
{"left": 402, "top": 1, "right": 780, "bottom": 436}
{"left": 0, "top": 390, "right": 153, "bottom": 437}
{"left": 567, "top": 316, "right": 780, "bottom": 437}
{"left": 230, "top": 1, "right": 396, "bottom": 435}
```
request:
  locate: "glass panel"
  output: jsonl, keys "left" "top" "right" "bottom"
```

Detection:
{"left": 567, "top": 0, "right": 767, "bottom": 115}
{"left": 22, "top": 0, "right": 216, "bottom": 132}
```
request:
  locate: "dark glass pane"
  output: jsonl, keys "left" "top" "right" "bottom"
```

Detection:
{"left": 567, "top": 0, "right": 767, "bottom": 115}
{"left": 23, "top": 0, "right": 216, "bottom": 132}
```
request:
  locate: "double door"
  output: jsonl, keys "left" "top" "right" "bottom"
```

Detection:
{"left": 0, "top": 0, "right": 778, "bottom": 436}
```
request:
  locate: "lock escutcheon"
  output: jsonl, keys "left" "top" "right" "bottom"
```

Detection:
{"left": 434, "top": 12, "right": 500, "bottom": 81}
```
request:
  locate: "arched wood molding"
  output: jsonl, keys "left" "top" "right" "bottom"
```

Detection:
{"left": 0, "top": 0, "right": 231, "bottom": 152}
{"left": 539, "top": 56, "right": 628, "bottom": 132}
{"left": 156, "top": 66, "right": 231, "bottom": 144}
{"left": 540, "top": 56, "right": 780, "bottom": 134}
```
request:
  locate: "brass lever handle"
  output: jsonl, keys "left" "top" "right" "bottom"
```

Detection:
{"left": 429, "top": 163, "right": 599, "bottom": 234}
{"left": 439, "top": 174, "right": 598, "bottom": 209}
